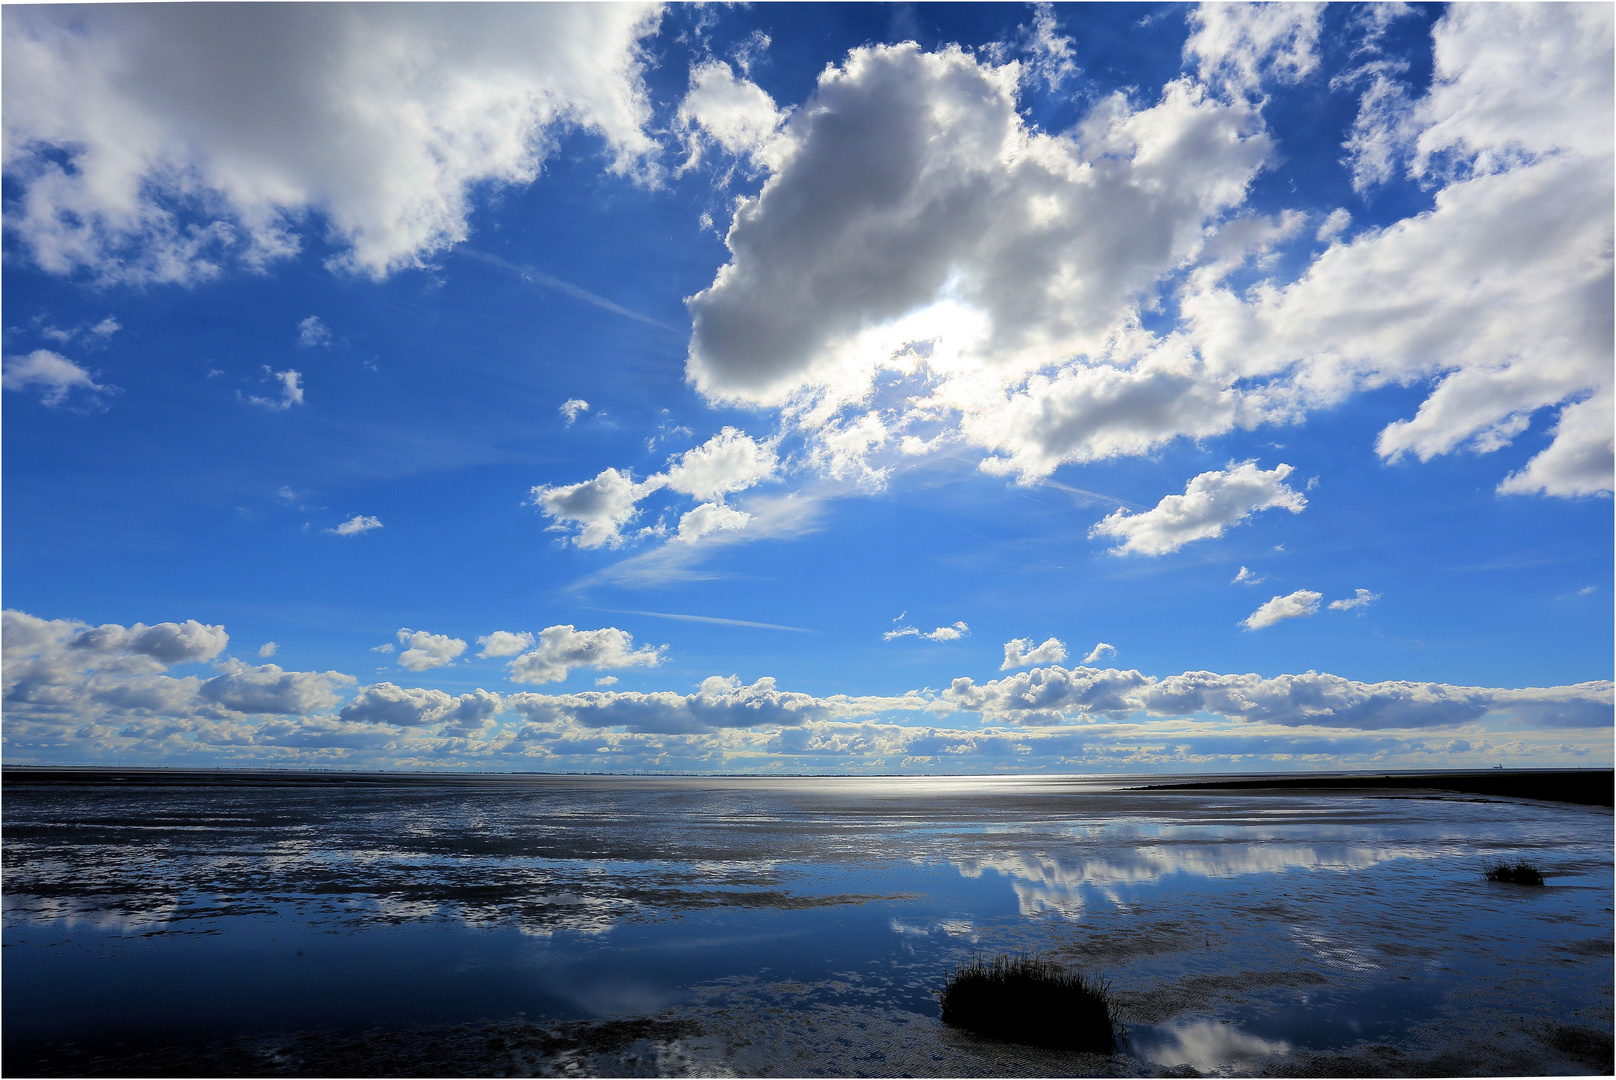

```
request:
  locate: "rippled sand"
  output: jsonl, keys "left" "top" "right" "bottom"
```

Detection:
{"left": 3, "top": 773, "right": 1610, "bottom": 1076}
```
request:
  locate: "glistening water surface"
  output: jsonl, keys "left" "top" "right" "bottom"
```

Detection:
{"left": 3, "top": 774, "right": 1611, "bottom": 1076}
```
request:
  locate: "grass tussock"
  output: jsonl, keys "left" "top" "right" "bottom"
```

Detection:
{"left": 1484, "top": 859, "right": 1545, "bottom": 886}
{"left": 939, "top": 953, "right": 1118, "bottom": 1054}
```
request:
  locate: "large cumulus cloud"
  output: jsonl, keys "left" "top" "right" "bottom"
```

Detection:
{"left": 677, "top": 5, "right": 1611, "bottom": 497}
{"left": 2, "top": 3, "right": 662, "bottom": 282}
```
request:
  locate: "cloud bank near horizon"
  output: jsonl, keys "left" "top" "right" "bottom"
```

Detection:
{"left": 4, "top": 609, "right": 1607, "bottom": 773}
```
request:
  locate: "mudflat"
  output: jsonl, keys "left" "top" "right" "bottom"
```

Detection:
{"left": 3, "top": 771, "right": 1611, "bottom": 1076}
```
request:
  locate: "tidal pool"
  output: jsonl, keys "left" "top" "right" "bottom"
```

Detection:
{"left": 3, "top": 773, "right": 1610, "bottom": 1076}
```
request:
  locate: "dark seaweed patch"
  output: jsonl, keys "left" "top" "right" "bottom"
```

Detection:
{"left": 938, "top": 953, "right": 1118, "bottom": 1054}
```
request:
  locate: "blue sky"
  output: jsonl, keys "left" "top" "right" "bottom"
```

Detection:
{"left": 3, "top": 2, "right": 1611, "bottom": 773}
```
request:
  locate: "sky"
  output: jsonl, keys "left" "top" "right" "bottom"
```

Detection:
{"left": 2, "top": 2, "right": 1612, "bottom": 775}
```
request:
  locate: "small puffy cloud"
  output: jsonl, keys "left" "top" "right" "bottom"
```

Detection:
{"left": 887, "top": 621, "right": 969, "bottom": 643}
{"left": 595, "top": 675, "right": 619, "bottom": 687}
{"left": 1184, "top": 2, "right": 1323, "bottom": 95}
{"left": 1090, "top": 462, "right": 1306, "bottom": 556}
{"left": 198, "top": 658, "right": 351, "bottom": 714}
{"left": 297, "top": 316, "right": 330, "bottom": 347}
{"left": 90, "top": 316, "right": 120, "bottom": 337}
{"left": 1021, "top": 2, "right": 1078, "bottom": 90}
{"left": 1329, "top": 588, "right": 1381, "bottom": 612}
{"left": 476, "top": 631, "right": 534, "bottom": 658}
{"left": 505, "top": 624, "right": 664, "bottom": 684}
{"left": 676, "top": 502, "right": 751, "bottom": 543}
{"left": 246, "top": 368, "right": 304, "bottom": 410}
{"left": 1080, "top": 642, "right": 1116, "bottom": 665}
{"left": 370, "top": 643, "right": 395, "bottom": 654}
{"left": 1315, "top": 208, "right": 1351, "bottom": 243}
{"left": 664, "top": 427, "right": 777, "bottom": 501}
{"left": 63, "top": 616, "right": 230, "bottom": 668}
{"left": 3, "top": 349, "right": 113, "bottom": 406}
{"left": 530, "top": 467, "right": 666, "bottom": 549}
{"left": 257, "top": 642, "right": 277, "bottom": 658}
{"left": 340, "top": 683, "right": 499, "bottom": 730}
{"left": 395, "top": 628, "right": 467, "bottom": 672}
{"left": 1001, "top": 636, "right": 1068, "bottom": 670}
{"left": 1231, "top": 566, "right": 1264, "bottom": 585}
{"left": 945, "top": 664, "right": 1151, "bottom": 722}
{"left": 560, "top": 398, "right": 589, "bottom": 424}
{"left": 329, "top": 514, "right": 382, "bottom": 536}
{"left": 1242, "top": 589, "right": 1322, "bottom": 630}
{"left": 675, "top": 59, "right": 785, "bottom": 169}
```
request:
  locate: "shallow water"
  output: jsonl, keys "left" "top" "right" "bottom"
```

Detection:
{"left": 3, "top": 774, "right": 1611, "bottom": 1076}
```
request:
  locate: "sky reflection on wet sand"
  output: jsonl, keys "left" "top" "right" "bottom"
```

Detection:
{"left": 3, "top": 775, "right": 1611, "bottom": 1076}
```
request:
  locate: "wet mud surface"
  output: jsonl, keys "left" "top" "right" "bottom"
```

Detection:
{"left": 4, "top": 773, "right": 1611, "bottom": 1076}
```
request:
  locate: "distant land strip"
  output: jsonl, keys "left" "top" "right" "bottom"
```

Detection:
{"left": 1137, "top": 770, "right": 1614, "bottom": 807}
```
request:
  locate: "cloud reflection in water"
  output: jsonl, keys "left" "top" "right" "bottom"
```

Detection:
{"left": 957, "top": 843, "right": 1411, "bottom": 917}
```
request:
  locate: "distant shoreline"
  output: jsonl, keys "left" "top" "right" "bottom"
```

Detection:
{"left": 1, "top": 765, "right": 1610, "bottom": 806}
{"left": 1137, "top": 770, "right": 1613, "bottom": 807}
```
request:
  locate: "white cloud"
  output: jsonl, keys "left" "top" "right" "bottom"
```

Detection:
{"left": 675, "top": 11, "right": 1610, "bottom": 501}
{"left": 944, "top": 661, "right": 1613, "bottom": 731}
{"left": 1184, "top": 3, "right": 1323, "bottom": 95}
{"left": 1314, "top": 208, "right": 1351, "bottom": 243}
{"left": 246, "top": 368, "right": 304, "bottom": 410}
{"left": 329, "top": 514, "right": 382, "bottom": 537}
{"left": 887, "top": 621, "right": 970, "bottom": 643}
{"left": 945, "top": 664, "right": 1151, "bottom": 722}
{"left": 532, "top": 428, "right": 776, "bottom": 549}
{"left": 3, "top": 349, "right": 113, "bottom": 407}
{"left": 90, "top": 316, "right": 120, "bottom": 337}
{"left": 1001, "top": 636, "right": 1068, "bottom": 670}
{"left": 3, "top": 609, "right": 1609, "bottom": 768}
{"left": 1080, "top": 642, "right": 1117, "bottom": 666}
{"left": 529, "top": 467, "right": 667, "bottom": 549}
{"left": 560, "top": 398, "right": 589, "bottom": 424}
{"left": 198, "top": 658, "right": 349, "bottom": 715}
{"left": 1187, "top": 4, "right": 1614, "bottom": 498}
{"left": 340, "top": 683, "right": 499, "bottom": 731}
{"left": 675, "top": 59, "right": 784, "bottom": 170}
{"left": 395, "top": 628, "right": 467, "bottom": 672}
{"left": 2, "top": 4, "right": 663, "bottom": 282}
{"left": 507, "top": 674, "right": 923, "bottom": 735}
{"left": 476, "top": 631, "right": 534, "bottom": 659}
{"left": 1090, "top": 462, "right": 1306, "bottom": 556}
{"left": 505, "top": 624, "right": 664, "bottom": 684}
{"left": 1022, "top": 3, "right": 1078, "bottom": 91}
{"left": 595, "top": 675, "right": 619, "bottom": 687}
{"left": 258, "top": 642, "right": 277, "bottom": 658}
{"left": 370, "top": 643, "right": 395, "bottom": 654}
{"left": 1, "top": 610, "right": 355, "bottom": 726}
{"left": 1328, "top": 588, "right": 1381, "bottom": 612}
{"left": 1242, "top": 589, "right": 1322, "bottom": 630}
{"left": 297, "top": 316, "right": 330, "bottom": 347}
{"left": 1232, "top": 566, "right": 1264, "bottom": 585}
{"left": 664, "top": 427, "right": 778, "bottom": 501}
{"left": 684, "top": 43, "right": 1270, "bottom": 413}
{"left": 676, "top": 502, "right": 751, "bottom": 543}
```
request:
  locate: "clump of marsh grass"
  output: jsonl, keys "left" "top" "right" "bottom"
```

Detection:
{"left": 939, "top": 953, "right": 1118, "bottom": 1053}
{"left": 1484, "top": 859, "right": 1545, "bottom": 886}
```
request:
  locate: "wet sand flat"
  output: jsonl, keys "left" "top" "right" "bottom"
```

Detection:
{"left": 3, "top": 770, "right": 1611, "bottom": 1076}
